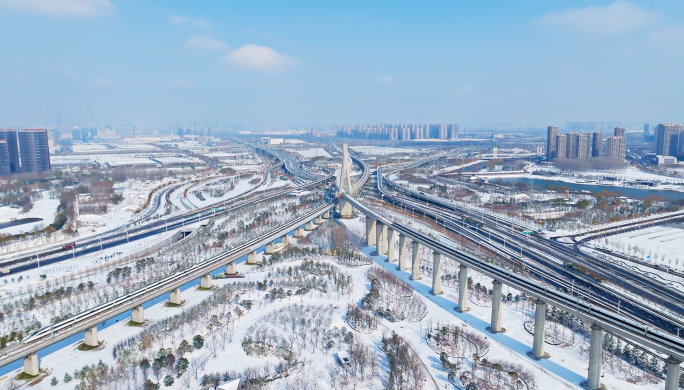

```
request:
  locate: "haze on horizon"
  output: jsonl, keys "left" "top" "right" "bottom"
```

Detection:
{"left": 0, "top": 0, "right": 683, "bottom": 129}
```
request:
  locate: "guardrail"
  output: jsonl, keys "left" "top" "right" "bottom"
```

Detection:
{"left": 341, "top": 188, "right": 684, "bottom": 361}
{"left": 1, "top": 145, "right": 369, "bottom": 369}
{"left": 1, "top": 165, "right": 335, "bottom": 270}
{"left": 0, "top": 203, "right": 334, "bottom": 369}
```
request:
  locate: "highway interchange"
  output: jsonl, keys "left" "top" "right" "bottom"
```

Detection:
{"left": 0, "top": 146, "right": 354, "bottom": 370}
{"left": 2, "top": 142, "right": 683, "bottom": 381}
{"left": 0, "top": 150, "right": 326, "bottom": 274}
{"left": 375, "top": 158, "right": 684, "bottom": 337}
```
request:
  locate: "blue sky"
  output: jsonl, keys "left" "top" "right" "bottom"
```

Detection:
{"left": 1, "top": 0, "right": 683, "bottom": 129}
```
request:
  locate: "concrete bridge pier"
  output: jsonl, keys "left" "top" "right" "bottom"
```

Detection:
{"left": 170, "top": 288, "right": 183, "bottom": 305}
{"left": 294, "top": 227, "right": 303, "bottom": 238}
{"left": 490, "top": 280, "right": 503, "bottom": 333}
{"left": 247, "top": 250, "right": 258, "bottom": 265}
{"left": 458, "top": 265, "right": 469, "bottom": 312}
{"left": 375, "top": 223, "right": 387, "bottom": 255}
{"left": 366, "top": 217, "right": 377, "bottom": 246}
{"left": 305, "top": 221, "right": 315, "bottom": 231}
{"left": 265, "top": 241, "right": 276, "bottom": 254}
{"left": 315, "top": 215, "right": 323, "bottom": 224}
{"left": 132, "top": 306, "right": 144, "bottom": 323}
{"left": 432, "top": 252, "right": 443, "bottom": 295}
{"left": 281, "top": 234, "right": 289, "bottom": 245}
{"left": 340, "top": 200, "right": 353, "bottom": 218}
{"left": 84, "top": 326, "right": 99, "bottom": 347}
{"left": 380, "top": 225, "right": 388, "bottom": 254}
{"left": 226, "top": 262, "right": 238, "bottom": 275}
{"left": 23, "top": 353, "right": 39, "bottom": 376}
{"left": 398, "top": 234, "right": 407, "bottom": 270}
{"left": 386, "top": 228, "right": 396, "bottom": 262}
{"left": 411, "top": 241, "right": 421, "bottom": 280}
{"left": 532, "top": 299, "right": 547, "bottom": 358}
{"left": 665, "top": 356, "right": 681, "bottom": 390}
{"left": 323, "top": 211, "right": 330, "bottom": 219}
{"left": 200, "top": 274, "right": 212, "bottom": 289}
{"left": 587, "top": 323, "right": 604, "bottom": 389}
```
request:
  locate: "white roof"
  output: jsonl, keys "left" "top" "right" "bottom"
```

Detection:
{"left": 217, "top": 379, "right": 240, "bottom": 390}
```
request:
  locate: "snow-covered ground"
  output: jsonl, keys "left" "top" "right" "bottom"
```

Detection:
{"left": 292, "top": 148, "right": 331, "bottom": 158}
{"left": 5, "top": 219, "right": 661, "bottom": 390}
{"left": 584, "top": 226, "right": 684, "bottom": 291}
{"left": 224, "top": 164, "right": 260, "bottom": 171}
{"left": 76, "top": 179, "right": 176, "bottom": 234}
{"left": 0, "top": 192, "right": 59, "bottom": 235}
{"left": 0, "top": 178, "right": 176, "bottom": 256}
{"left": 339, "top": 217, "right": 665, "bottom": 390}
{"left": 187, "top": 174, "right": 292, "bottom": 209}
{"left": 507, "top": 166, "right": 684, "bottom": 191}
{"left": 593, "top": 226, "right": 684, "bottom": 265}
{"left": 0, "top": 228, "right": 183, "bottom": 298}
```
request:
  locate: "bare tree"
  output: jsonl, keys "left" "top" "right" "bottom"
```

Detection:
{"left": 206, "top": 335, "right": 220, "bottom": 358}
{"left": 189, "top": 357, "right": 203, "bottom": 380}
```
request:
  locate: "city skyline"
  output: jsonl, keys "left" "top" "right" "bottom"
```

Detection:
{"left": 1, "top": 1, "right": 684, "bottom": 128}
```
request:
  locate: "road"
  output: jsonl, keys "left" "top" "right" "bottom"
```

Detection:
{"left": 0, "top": 145, "right": 369, "bottom": 371}
{"left": 0, "top": 204, "right": 334, "bottom": 370}
{"left": 376, "top": 163, "right": 684, "bottom": 337}
{"left": 0, "top": 163, "right": 333, "bottom": 273}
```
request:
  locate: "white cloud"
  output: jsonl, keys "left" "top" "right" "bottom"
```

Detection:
{"left": 649, "top": 25, "right": 684, "bottom": 53}
{"left": 86, "top": 77, "right": 112, "bottom": 86}
{"left": 377, "top": 76, "right": 394, "bottom": 84}
{"left": 650, "top": 25, "right": 684, "bottom": 44}
{"left": 223, "top": 44, "right": 302, "bottom": 72}
{"left": 0, "top": 0, "right": 114, "bottom": 17}
{"left": 536, "top": 1, "right": 658, "bottom": 35}
{"left": 169, "top": 15, "right": 213, "bottom": 28}
{"left": 184, "top": 36, "right": 229, "bottom": 52}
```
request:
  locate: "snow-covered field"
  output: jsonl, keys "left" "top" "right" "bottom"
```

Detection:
{"left": 585, "top": 226, "right": 684, "bottom": 291}
{"left": 515, "top": 166, "right": 684, "bottom": 190}
{"left": 0, "top": 205, "right": 670, "bottom": 390}
{"left": 0, "top": 192, "right": 59, "bottom": 235}
{"left": 293, "top": 148, "right": 331, "bottom": 158}
{"left": 0, "top": 228, "right": 183, "bottom": 298}
{"left": 0, "top": 178, "right": 175, "bottom": 256}
{"left": 224, "top": 164, "right": 260, "bottom": 171}
{"left": 187, "top": 175, "right": 292, "bottom": 209}
{"left": 77, "top": 179, "right": 176, "bottom": 234}
{"left": 4, "top": 217, "right": 663, "bottom": 390}
{"left": 596, "top": 226, "right": 684, "bottom": 264}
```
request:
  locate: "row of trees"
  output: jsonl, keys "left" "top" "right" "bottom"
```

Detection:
{"left": 107, "top": 281, "right": 255, "bottom": 389}
{"left": 381, "top": 331, "right": 428, "bottom": 390}
{"left": 243, "top": 304, "right": 334, "bottom": 358}
{"left": 426, "top": 322, "right": 489, "bottom": 359}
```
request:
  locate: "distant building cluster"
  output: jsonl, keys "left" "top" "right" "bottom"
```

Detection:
{"left": 0, "top": 129, "right": 51, "bottom": 176}
{"left": 652, "top": 123, "right": 684, "bottom": 158}
{"left": 177, "top": 128, "right": 213, "bottom": 138}
{"left": 336, "top": 124, "right": 459, "bottom": 140}
{"left": 71, "top": 127, "right": 99, "bottom": 142}
{"left": 546, "top": 126, "right": 626, "bottom": 161}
